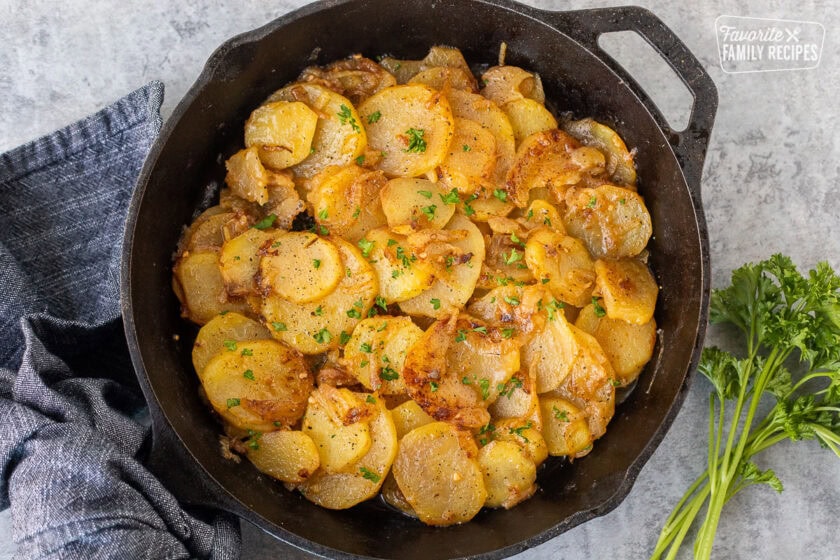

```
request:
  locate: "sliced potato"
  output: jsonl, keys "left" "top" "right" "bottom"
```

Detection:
{"left": 522, "top": 308, "right": 578, "bottom": 393}
{"left": 342, "top": 316, "right": 423, "bottom": 394}
{"left": 302, "top": 386, "right": 372, "bottom": 473}
{"left": 490, "top": 417, "right": 548, "bottom": 466}
{"left": 539, "top": 396, "right": 593, "bottom": 457}
{"left": 306, "top": 165, "right": 388, "bottom": 242}
{"left": 268, "top": 83, "right": 367, "bottom": 178}
{"left": 224, "top": 147, "right": 271, "bottom": 205}
{"left": 202, "top": 339, "right": 312, "bottom": 432}
{"left": 409, "top": 66, "right": 478, "bottom": 92}
{"left": 297, "top": 55, "right": 397, "bottom": 105}
{"left": 438, "top": 118, "right": 497, "bottom": 195}
{"left": 381, "top": 472, "right": 417, "bottom": 517}
{"left": 184, "top": 210, "right": 250, "bottom": 253}
{"left": 478, "top": 440, "right": 537, "bottom": 509}
{"left": 380, "top": 45, "right": 473, "bottom": 85}
{"left": 564, "top": 118, "right": 636, "bottom": 186}
{"left": 261, "top": 237, "right": 378, "bottom": 354}
{"left": 173, "top": 251, "right": 251, "bottom": 324}
{"left": 392, "top": 422, "right": 486, "bottom": 526}
{"left": 358, "top": 84, "right": 455, "bottom": 177}
{"left": 502, "top": 98, "right": 558, "bottom": 146}
{"left": 390, "top": 399, "right": 435, "bottom": 439}
{"left": 575, "top": 303, "right": 657, "bottom": 384}
{"left": 562, "top": 185, "right": 652, "bottom": 259}
{"left": 246, "top": 430, "right": 320, "bottom": 483}
{"left": 244, "top": 101, "right": 319, "bottom": 170}
{"left": 259, "top": 232, "right": 344, "bottom": 304}
{"left": 524, "top": 228, "right": 596, "bottom": 307}
{"left": 488, "top": 371, "right": 541, "bottom": 431}
{"left": 594, "top": 258, "right": 658, "bottom": 325}
{"left": 191, "top": 312, "right": 271, "bottom": 379}
{"left": 361, "top": 228, "right": 435, "bottom": 302}
{"left": 462, "top": 188, "right": 515, "bottom": 222}
{"left": 219, "top": 228, "right": 274, "bottom": 296}
{"left": 519, "top": 199, "right": 565, "bottom": 233}
{"left": 379, "top": 178, "right": 456, "bottom": 233}
{"left": 480, "top": 65, "right": 545, "bottom": 106}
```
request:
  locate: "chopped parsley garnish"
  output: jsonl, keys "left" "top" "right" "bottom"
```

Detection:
{"left": 358, "top": 238, "right": 375, "bottom": 258}
{"left": 462, "top": 144, "right": 471, "bottom": 152}
{"left": 455, "top": 329, "right": 467, "bottom": 343}
{"left": 313, "top": 328, "right": 332, "bottom": 344}
{"left": 337, "top": 104, "right": 361, "bottom": 132}
{"left": 313, "top": 306, "right": 324, "bottom": 316}
{"left": 318, "top": 208, "right": 329, "bottom": 220}
{"left": 462, "top": 376, "right": 472, "bottom": 385}
{"left": 379, "top": 365, "right": 399, "bottom": 381}
{"left": 352, "top": 206, "right": 361, "bottom": 219}
{"left": 510, "top": 232, "right": 524, "bottom": 247}
{"left": 355, "top": 155, "right": 365, "bottom": 165}
{"left": 366, "top": 394, "right": 377, "bottom": 404}
{"left": 417, "top": 190, "right": 433, "bottom": 199}
{"left": 404, "top": 128, "right": 427, "bottom": 153}
{"left": 243, "top": 369, "right": 255, "bottom": 380}
{"left": 473, "top": 326, "right": 488, "bottom": 335}
{"left": 339, "top": 331, "right": 351, "bottom": 345}
{"left": 359, "top": 467, "right": 381, "bottom": 483}
{"left": 592, "top": 297, "right": 607, "bottom": 317}
{"left": 498, "top": 376, "right": 523, "bottom": 398}
{"left": 553, "top": 406, "right": 569, "bottom": 421}
{"left": 367, "top": 110, "right": 382, "bottom": 124}
{"left": 509, "top": 421, "right": 533, "bottom": 442}
{"left": 312, "top": 259, "right": 321, "bottom": 269}
{"left": 360, "top": 342, "right": 373, "bottom": 353}
{"left": 501, "top": 327, "right": 515, "bottom": 339}
{"left": 252, "top": 214, "right": 277, "bottom": 230}
{"left": 223, "top": 340, "right": 237, "bottom": 351}
{"left": 503, "top": 295, "right": 520, "bottom": 306}
{"left": 430, "top": 298, "right": 441, "bottom": 310}
{"left": 478, "top": 378, "right": 491, "bottom": 400}
{"left": 421, "top": 204, "right": 437, "bottom": 220}
{"left": 493, "top": 189, "right": 508, "bottom": 202}
{"left": 346, "top": 308, "right": 361, "bottom": 319}
{"left": 240, "top": 348, "right": 253, "bottom": 357}
{"left": 430, "top": 381, "right": 439, "bottom": 392}
{"left": 587, "top": 196, "right": 597, "bottom": 208}
{"left": 226, "top": 398, "right": 241, "bottom": 408}
{"left": 375, "top": 296, "right": 388, "bottom": 312}
{"left": 439, "top": 188, "right": 460, "bottom": 205}
{"left": 271, "top": 322, "right": 287, "bottom": 332}
{"left": 503, "top": 248, "right": 522, "bottom": 266}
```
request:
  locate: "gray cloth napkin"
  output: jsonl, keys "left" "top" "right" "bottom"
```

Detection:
{"left": 0, "top": 82, "right": 241, "bottom": 559}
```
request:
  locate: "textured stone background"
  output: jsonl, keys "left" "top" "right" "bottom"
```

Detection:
{"left": 1, "top": 1, "right": 838, "bottom": 558}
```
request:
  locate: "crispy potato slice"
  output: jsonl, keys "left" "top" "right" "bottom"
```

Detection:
{"left": 219, "top": 228, "right": 274, "bottom": 296}
{"left": 246, "top": 430, "right": 320, "bottom": 484}
{"left": 191, "top": 312, "right": 271, "bottom": 379}
{"left": 502, "top": 98, "right": 558, "bottom": 146}
{"left": 302, "top": 386, "right": 372, "bottom": 474}
{"left": 438, "top": 118, "right": 497, "bottom": 196}
{"left": 306, "top": 165, "right": 388, "bottom": 243}
{"left": 575, "top": 303, "right": 657, "bottom": 384}
{"left": 297, "top": 55, "right": 397, "bottom": 105}
{"left": 524, "top": 228, "right": 596, "bottom": 307}
{"left": 390, "top": 399, "right": 435, "bottom": 439}
{"left": 477, "top": 440, "right": 537, "bottom": 509}
{"left": 462, "top": 188, "right": 516, "bottom": 222}
{"left": 562, "top": 185, "right": 652, "bottom": 259}
{"left": 393, "top": 422, "right": 486, "bottom": 526}
{"left": 358, "top": 84, "right": 454, "bottom": 177}
{"left": 379, "top": 178, "right": 456, "bottom": 233}
{"left": 409, "top": 66, "right": 478, "bottom": 92}
{"left": 488, "top": 371, "right": 541, "bottom": 431}
{"left": 504, "top": 129, "right": 606, "bottom": 207}
{"left": 480, "top": 65, "right": 545, "bottom": 106}
{"left": 268, "top": 83, "right": 367, "bottom": 178}
{"left": 479, "top": 230, "right": 534, "bottom": 289}
{"left": 380, "top": 45, "right": 473, "bottom": 84}
{"left": 490, "top": 418, "right": 548, "bottom": 466}
{"left": 398, "top": 214, "right": 485, "bottom": 318}
{"left": 244, "top": 101, "right": 319, "bottom": 170}
{"left": 259, "top": 232, "right": 343, "bottom": 304}
{"left": 173, "top": 251, "right": 251, "bottom": 324}
{"left": 343, "top": 316, "right": 423, "bottom": 394}
{"left": 184, "top": 210, "right": 250, "bottom": 253}
{"left": 594, "top": 258, "right": 658, "bottom": 324}
{"left": 522, "top": 308, "right": 579, "bottom": 393}
{"left": 446, "top": 89, "right": 515, "bottom": 184}
{"left": 519, "top": 199, "right": 565, "bottom": 233}
{"left": 361, "top": 228, "right": 435, "bottom": 303}
{"left": 564, "top": 118, "right": 637, "bottom": 187}
{"left": 202, "top": 339, "right": 312, "bottom": 432}
{"left": 224, "top": 147, "right": 272, "bottom": 205}
{"left": 540, "top": 396, "right": 593, "bottom": 458}
{"left": 298, "top": 396, "right": 398, "bottom": 509}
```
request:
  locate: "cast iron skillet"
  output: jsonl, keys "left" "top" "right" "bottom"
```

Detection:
{"left": 121, "top": 1, "right": 717, "bottom": 558}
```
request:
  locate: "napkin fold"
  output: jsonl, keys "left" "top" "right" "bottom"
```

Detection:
{"left": 0, "top": 82, "right": 240, "bottom": 559}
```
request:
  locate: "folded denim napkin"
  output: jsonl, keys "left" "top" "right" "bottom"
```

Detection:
{"left": 0, "top": 83, "right": 240, "bottom": 559}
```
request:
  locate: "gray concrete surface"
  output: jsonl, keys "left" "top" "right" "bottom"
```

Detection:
{"left": 1, "top": 1, "right": 838, "bottom": 558}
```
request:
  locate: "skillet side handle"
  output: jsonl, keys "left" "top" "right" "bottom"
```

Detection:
{"left": 538, "top": 5, "right": 718, "bottom": 197}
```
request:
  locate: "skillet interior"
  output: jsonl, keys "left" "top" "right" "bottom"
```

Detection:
{"left": 122, "top": 0, "right": 709, "bottom": 558}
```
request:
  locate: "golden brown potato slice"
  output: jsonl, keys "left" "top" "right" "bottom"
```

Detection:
{"left": 297, "top": 55, "right": 397, "bottom": 105}
{"left": 361, "top": 228, "right": 435, "bottom": 303}
{"left": 564, "top": 118, "right": 637, "bottom": 187}
{"left": 504, "top": 129, "right": 606, "bottom": 207}
{"left": 224, "top": 147, "right": 272, "bottom": 205}
{"left": 479, "top": 230, "right": 534, "bottom": 289}
{"left": 201, "top": 339, "right": 312, "bottom": 432}
{"left": 575, "top": 303, "right": 657, "bottom": 385}
{"left": 462, "top": 188, "right": 516, "bottom": 222}
{"left": 342, "top": 316, "right": 423, "bottom": 394}
{"left": 593, "top": 258, "right": 658, "bottom": 325}
{"left": 191, "top": 312, "right": 271, "bottom": 379}
{"left": 524, "top": 228, "right": 596, "bottom": 307}
{"left": 246, "top": 430, "right": 320, "bottom": 484}
{"left": 490, "top": 418, "right": 548, "bottom": 466}
{"left": 358, "top": 84, "right": 454, "bottom": 177}
{"left": 390, "top": 399, "right": 435, "bottom": 439}
{"left": 306, "top": 165, "right": 388, "bottom": 243}
{"left": 302, "top": 386, "right": 372, "bottom": 473}
{"left": 379, "top": 178, "right": 456, "bottom": 233}
{"left": 539, "top": 396, "right": 593, "bottom": 458}
{"left": 488, "top": 370, "right": 541, "bottom": 431}
{"left": 244, "top": 101, "right": 319, "bottom": 170}
{"left": 398, "top": 214, "right": 485, "bottom": 318}
{"left": 297, "top": 396, "right": 398, "bottom": 509}
{"left": 219, "top": 228, "right": 274, "bottom": 296}
{"left": 480, "top": 65, "right": 545, "bottom": 106}
{"left": 522, "top": 307, "right": 578, "bottom": 393}
{"left": 380, "top": 45, "right": 474, "bottom": 85}
{"left": 562, "top": 185, "right": 652, "bottom": 259}
{"left": 409, "top": 66, "right": 478, "bottom": 92}
{"left": 392, "top": 422, "right": 486, "bottom": 526}
{"left": 519, "top": 199, "right": 565, "bottom": 233}
{"left": 259, "top": 232, "right": 344, "bottom": 304}
{"left": 173, "top": 251, "right": 251, "bottom": 325}
{"left": 268, "top": 83, "right": 367, "bottom": 178}
{"left": 438, "top": 118, "right": 497, "bottom": 196}
{"left": 381, "top": 472, "right": 417, "bottom": 517}
{"left": 183, "top": 209, "right": 250, "bottom": 253}
{"left": 502, "top": 98, "right": 558, "bottom": 146}
{"left": 477, "top": 440, "right": 537, "bottom": 509}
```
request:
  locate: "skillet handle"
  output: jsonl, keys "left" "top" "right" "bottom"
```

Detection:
{"left": 538, "top": 5, "right": 718, "bottom": 196}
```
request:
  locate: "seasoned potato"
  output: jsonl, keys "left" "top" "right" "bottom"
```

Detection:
{"left": 564, "top": 118, "right": 637, "bottom": 187}
{"left": 488, "top": 371, "right": 541, "bottom": 430}
{"left": 490, "top": 417, "right": 549, "bottom": 466}
{"left": 219, "top": 228, "right": 274, "bottom": 296}
{"left": 562, "top": 185, "right": 652, "bottom": 259}
{"left": 502, "top": 98, "right": 558, "bottom": 146}
{"left": 202, "top": 339, "right": 312, "bottom": 432}
{"left": 183, "top": 210, "right": 250, "bottom": 253}
{"left": 302, "top": 386, "right": 372, "bottom": 473}
{"left": 191, "top": 312, "right": 271, "bottom": 379}
{"left": 409, "top": 66, "right": 478, "bottom": 92}
{"left": 438, "top": 118, "right": 497, "bottom": 195}
{"left": 306, "top": 164, "right": 389, "bottom": 242}
{"left": 380, "top": 45, "right": 474, "bottom": 85}
{"left": 392, "top": 422, "right": 486, "bottom": 526}
{"left": 244, "top": 101, "right": 319, "bottom": 170}
{"left": 520, "top": 199, "right": 565, "bottom": 233}
{"left": 358, "top": 84, "right": 455, "bottom": 177}
{"left": 594, "top": 258, "right": 659, "bottom": 325}
{"left": 390, "top": 399, "right": 435, "bottom": 439}
{"left": 262, "top": 237, "right": 378, "bottom": 354}
{"left": 343, "top": 316, "right": 424, "bottom": 394}
{"left": 224, "top": 147, "right": 272, "bottom": 205}
{"left": 522, "top": 308, "right": 579, "bottom": 393}
{"left": 539, "top": 396, "right": 593, "bottom": 458}
{"left": 361, "top": 228, "right": 435, "bottom": 303}
{"left": 297, "top": 55, "right": 397, "bottom": 105}
{"left": 268, "top": 83, "right": 367, "bottom": 178}
{"left": 259, "top": 232, "right": 344, "bottom": 304}
{"left": 246, "top": 430, "right": 320, "bottom": 484}
{"left": 524, "top": 228, "right": 596, "bottom": 307}
{"left": 173, "top": 251, "right": 251, "bottom": 324}
{"left": 478, "top": 440, "right": 537, "bottom": 509}
{"left": 379, "top": 177, "right": 456, "bottom": 233}
{"left": 381, "top": 472, "right": 417, "bottom": 517}
{"left": 298, "top": 395, "right": 398, "bottom": 509}
{"left": 575, "top": 303, "right": 657, "bottom": 384}
{"left": 463, "top": 188, "right": 516, "bottom": 221}
{"left": 480, "top": 65, "right": 545, "bottom": 106}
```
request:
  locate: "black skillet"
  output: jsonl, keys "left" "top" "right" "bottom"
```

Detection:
{"left": 121, "top": 1, "right": 717, "bottom": 558}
